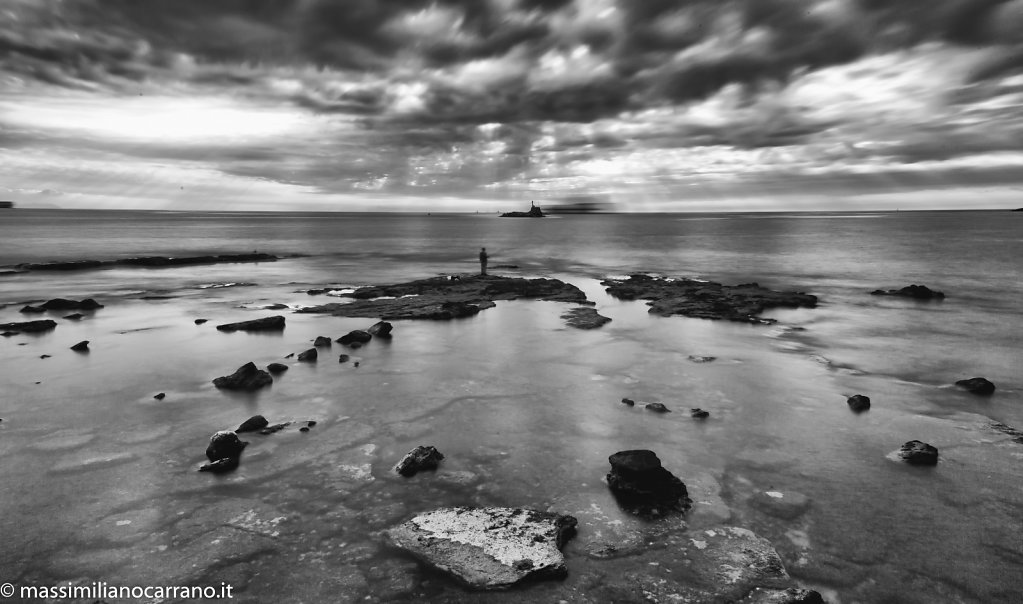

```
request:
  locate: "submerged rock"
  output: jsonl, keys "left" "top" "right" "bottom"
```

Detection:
{"left": 750, "top": 490, "right": 811, "bottom": 520}
{"left": 70, "top": 340, "right": 89, "bottom": 352}
{"left": 0, "top": 319, "right": 57, "bottom": 333}
{"left": 385, "top": 507, "right": 577, "bottom": 590}
{"left": 215, "top": 315, "right": 285, "bottom": 332}
{"left": 237, "top": 415, "right": 269, "bottom": 433}
{"left": 394, "top": 445, "right": 445, "bottom": 477}
{"left": 688, "top": 355, "right": 717, "bottom": 363}
{"left": 153, "top": 392, "right": 165, "bottom": 400}
{"left": 297, "top": 348, "right": 318, "bottom": 362}
{"left": 690, "top": 408, "right": 710, "bottom": 419}
{"left": 368, "top": 321, "right": 393, "bottom": 337}
{"left": 266, "top": 362, "right": 289, "bottom": 374}
{"left": 20, "top": 305, "right": 45, "bottom": 313}
{"left": 561, "top": 306, "right": 612, "bottom": 329}
{"left": 260, "top": 422, "right": 291, "bottom": 435}
{"left": 313, "top": 335, "right": 332, "bottom": 347}
{"left": 955, "top": 377, "right": 995, "bottom": 395}
{"left": 602, "top": 275, "right": 817, "bottom": 324}
{"left": 899, "top": 440, "right": 939, "bottom": 465}
{"left": 338, "top": 330, "right": 373, "bottom": 346}
{"left": 606, "top": 449, "right": 691, "bottom": 516}
{"left": 621, "top": 397, "right": 635, "bottom": 406}
{"left": 205, "top": 430, "right": 247, "bottom": 463}
{"left": 213, "top": 362, "right": 273, "bottom": 391}
{"left": 847, "top": 394, "right": 871, "bottom": 412}
{"left": 871, "top": 284, "right": 944, "bottom": 299}
{"left": 645, "top": 402, "right": 671, "bottom": 413}
{"left": 64, "top": 313, "right": 84, "bottom": 320}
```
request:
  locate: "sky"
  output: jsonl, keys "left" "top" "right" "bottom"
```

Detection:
{"left": 3, "top": 0, "right": 1023, "bottom": 212}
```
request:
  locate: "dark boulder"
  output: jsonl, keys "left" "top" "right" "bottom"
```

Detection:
{"left": 394, "top": 445, "right": 445, "bottom": 477}
{"left": 368, "top": 321, "right": 393, "bottom": 337}
{"left": 266, "top": 362, "right": 289, "bottom": 374}
{"left": 313, "top": 335, "right": 332, "bottom": 347}
{"left": 871, "top": 284, "right": 944, "bottom": 299}
{"left": 338, "top": 330, "right": 373, "bottom": 346}
{"left": 264, "top": 303, "right": 289, "bottom": 310}
{"left": 899, "top": 440, "right": 938, "bottom": 465}
{"left": 955, "top": 377, "right": 995, "bottom": 395}
{"left": 70, "top": 340, "right": 89, "bottom": 352}
{"left": 690, "top": 408, "right": 710, "bottom": 419}
{"left": 215, "top": 315, "right": 285, "bottom": 332}
{"left": 297, "top": 348, "right": 318, "bottom": 362}
{"left": 153, "top": 393, "right": 166, "bottom": 400}
{"left": 621, "top": 397, "right": 635, "bottom": 406}
{"left": 194, "top": 318, "right": 208, "bottom": 325}
{"left": 236, "top": 415, "right": 269, "bottom": 433}
{"left": 645, "top": 402, "right": 670, "bottom": 413}
{"left": 205, "top": 430, "right": 248, "bottom": 462}
{"left": 0, "top": 320, "right": 57, "bottom": 333}
{"left": 606, "top": 450, "right": 691, "bottom": 516}
{"left": 338, "top": 354, "right": 350, "bottom": 363}
{"left": 47, "top": 298, "right": 102, "bottom": 310}
{"left": 847, "top": 394, "right": 871, "bottom": 412}
{"left": 212, "top": 362, "right": 273, "bottom": 391}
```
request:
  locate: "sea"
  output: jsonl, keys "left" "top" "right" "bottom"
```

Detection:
{"left": 0, "top": 208, "right": 1021, "bottom": 603}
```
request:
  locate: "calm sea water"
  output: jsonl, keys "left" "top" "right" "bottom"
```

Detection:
{"left": 0, "top": 209, "right": 1021, "bottom": 602}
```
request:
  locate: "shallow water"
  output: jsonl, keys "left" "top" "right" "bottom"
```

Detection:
{"left": 0, "top": 209, "right": 1021, "bottom": 602}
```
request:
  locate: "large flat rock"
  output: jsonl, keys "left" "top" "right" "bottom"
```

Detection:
{"left": 385, "top": 506, "right": 577, "bottom": 589}
{"left": 602, "top": 275, "right": 817, "bottom": 324}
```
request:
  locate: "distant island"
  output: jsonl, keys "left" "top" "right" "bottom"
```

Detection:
{"left": 500, "top": 201, "right": 544, "bottom": 218}
{"left": 1013, "top": 207, "right": 1022, "bottom": 212}
{"left": 0, "top": 201, "right": 14, "bottom": 209}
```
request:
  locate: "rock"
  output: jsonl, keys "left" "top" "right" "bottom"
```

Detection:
{"left": 21, "top": 298, "right": 103, "bottom": 312}
{"left": 153, "top": 392, "right": 166, "bottom": 400}
{"left": 688, "top": 355, "right": 717, "bottom": 363}
{"left": 297, "top": 348, "right": 318, "bottom": 362}
{"left": 215, "top": 315, "right": 285, "bottom": 332}
{"left": 194, "top": 318, "right": 208, "bottom": 325}
{"left": 307, "top": 420, "right": 317, "bottom": 427}
{"left": 299, "top": 426, "right": 310, "bottom": 433}
{"left": 606, "top": 450, "right": 692, "bottom": 516}
{"left": 602, "top": 275, "right": 817, "bottom": 324}
{"left": 237, "top": 415, "right": 269, "bottom": 433}
{"left": 40, "top": 354, "right": 51, "bottom": 359}
{"left": 20, "top": 253, "right": 277, "bottom": 272}
{"left": 70, "top": 340, "right": 89, "bottom": 352}
{"left": 20, "top": 305, "right": 45, "bottom": 313}
{"left": 338, "top": 354, "right": 350, "bottom": 363}
{"left": 64, "top": 313, "right": 84, "bottom": 320}
{"left": 561, "top": 307, "right": 612, "bottom": 329}
{"left": 264, "top": 303, "right": 289, "bottom": 310}
{"left": 955, "top": 377, "right": 995, "bottom": 395}
{"left": 353, "top": 361, "right": 360, "bottom": 367}
{"left": 259, "top": 422, "right": 291, "bottom": 435}
{"left": 690, "top": 408, "right": 710, "bottom": 419}
{"left": 1, "top": 331, "right": 17, "bottom": 337}
{"left": 621, "top": 397, "right": 635, "bottom": 406}
{"left": 266, "top": 362, "right": 288, "bottom": 374}
{"left": 899, "top": 440, "right": 938, "bottom": 465}
{"left": 847, "top": 394, "right": 871, "bottom": 412}
{"left": 742, "top": 587, "right": 825, "bottom": 603}
{"left": 394, "top": 445, "right": 445, "bottom": 477}
{"left": 368, "top": 321, "right": 393, "bottom": 336}
{"left": 645, "top": 402, "right": 671, "bottom": 413}
{"left": 199, "top": 457, "right": 240, "bottom": 473}
{"left": 337, "top": 330, "right": 372, "bottom": 345}
{"left": 284, "top": 352, "right": 294, "bottom": 358}
{"left": 750, "top": 490, "right": 811, "bottom": 520}
{"left": 212, "top": 362, "right": 273, "bottom": 391}
{"left": 385, "top": 507, "right": 576, "bottom": 589}
{"left": 205, "top": 430, "right": 248, "bottom": 462}
{"left": 313, "top": 335, "right": 332, "bottom": 347}
{"left": 0, "top": 319, "right": 57, "bottom": 333}
{"left": 871, "top": 284, "right": 945, "bottom": 299}
{"left": 500, "top": 203, "right": 545, "bottom": 218}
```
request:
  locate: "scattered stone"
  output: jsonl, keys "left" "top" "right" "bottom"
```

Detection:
{"left": 561, "top": 306, "right": 612, "bottom": 329}
{"left": 898, "top": 440, "right": 939, "bottom": 465}
{"left": 606, "top": 450, "right": 691, "bottom": 516}
{"left": 385, "top": 507, "right": 577, "bottom": 590}
{"left": 368, "top": 321, "right": 393, "bottom": 337}
{"left": 602, "top": 275, "right": 817, "bottom": 324}
{"left": 313, "top": 335, "right": 332, "bottom": 347}
{"left": 297, "top": 348, "right": 318, "bottom": 362}
{"left": 955, "top": 377, "right": 995, "bottom": 395}
{"left": 237, "top": 415, "right": 269, "bottom": 433}
{"left": 621, "top": 397, "right": 635, "bottom": 406}
{"left": 64, "top": 313, "right": 84, "bottom": 320}
{"left": 687, "top": 355, "right": 717, "bottom": 363}
{"left": 299, "top": 426, "right": 310, "bottom": 433}
{"left": 394, "top": 445, "right": 445, "bottom": 477}
{"left": 266, "top": 362, "right": 288, "bottom": 374}
{"left": 338, "top": 330, "right": 372, "bottom": 346}
{"left": 194, "top": 318, "right": 208, "bottom": 325}
{"left": 0, "top": 319, "right": 57, "bottom": 333}
{"left": 153, "top": 392, "right": 166, "bottom": 400}
{"left": 847, "top": 394, "right": 871, "bottom": 412}
{"left": 215, "top": 315, "right": 285, "bottom": 332}
{"left": 750, "top": 490, "right": 811, "bottom": 520}
{"left": 645, "top": 402, "right": 671, "bottom": 413}
{"left": 690, "top": 408, "right": 710, "bottom": 419}
{"left": 204, "top": 430, "right": 247, "bottom": 466}
{"left": 213, "top": 362, "right": 273, "bottom": 391}
{"left": 871, "top": 284, "right": 944, "bottom": 299}
{"left": 259, "top": 422, "right": 290, "bottom": 435}
{"left": 338, "top": 354, "right": 350, "bottom": 363}
{"left": 70, "top": 340, "right": 89, "bottom": 352}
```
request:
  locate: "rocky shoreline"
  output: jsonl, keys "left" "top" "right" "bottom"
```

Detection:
{"left": 3, "top": 252, "right": 283, "bottom": 274}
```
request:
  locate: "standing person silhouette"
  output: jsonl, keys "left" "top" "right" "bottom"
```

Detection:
{"left": 479, "top": 247, "right": 488, "bottom": 276}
